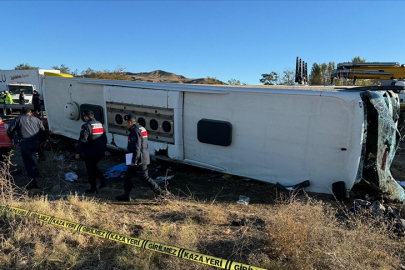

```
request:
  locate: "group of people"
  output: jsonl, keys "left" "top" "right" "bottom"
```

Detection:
{"left": 0, "top": 91, "right": 13, "bottom": 105}
{"left": 0, "top": 90, "right": 41, "bottom": 115}
{"left": 0, "top": 91, "right": 14, "bottom": 115}
{"left": 0, "top": 91, "right": 14, "bottom": 109}
{"left": 1, "top": 107, "right": 162, "bottom": 201}
{"left": 74, "top": 110, "right": 163, "bottom": 201}
{"left": 19, "top": 90, "right": 41, "bottom": 110}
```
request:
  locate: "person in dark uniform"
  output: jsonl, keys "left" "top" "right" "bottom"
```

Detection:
{"left": 7, "top": 107, "right": 48, "bottom": 189}
{"left": 32, "top": 90, "right": 40, "bottom": 113}
{"left": 116, "top": 114, "right": 162, "bottom": 201}
{"left": 75, "top": 110, "right": 107, "bottom": 193}
{"left": 19, "top": 91, "right": 25, "bottom": 105}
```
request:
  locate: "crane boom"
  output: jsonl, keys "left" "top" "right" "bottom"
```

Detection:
{"left": 331, "top": 61, "right": 405, "bottom": 84}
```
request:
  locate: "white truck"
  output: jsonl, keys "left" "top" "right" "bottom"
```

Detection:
{"left": 0, "top": 69, "right": 61, "bottom": 104}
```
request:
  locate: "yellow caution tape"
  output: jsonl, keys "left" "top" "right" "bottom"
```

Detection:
{"left": 0, "top": 204, "right": 267, "bottom": 270}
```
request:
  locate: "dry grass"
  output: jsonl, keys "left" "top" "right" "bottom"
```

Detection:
{"left": 263, "top": 193, "right": 404, "bottom": 270}
{"left": 1, "top": 152, "right": 405, "bottom": 270}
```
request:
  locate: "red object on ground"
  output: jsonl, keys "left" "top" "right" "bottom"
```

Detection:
{"left": 0, "top": 122, "right": 13, "bottom": 148}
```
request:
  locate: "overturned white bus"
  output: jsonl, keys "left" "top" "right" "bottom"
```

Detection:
{"left": 41, "top": 77, "right": 405, "bottom": 201}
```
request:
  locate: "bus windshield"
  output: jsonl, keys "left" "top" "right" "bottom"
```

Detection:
{"left": 8, "top": 85, "right": 34, "bottom": 95}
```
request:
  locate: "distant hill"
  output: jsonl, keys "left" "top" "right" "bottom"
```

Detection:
{"left": 125, "top": 70, "right": 226, "bottom": 85}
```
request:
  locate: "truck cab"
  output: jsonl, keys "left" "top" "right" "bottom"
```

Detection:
{"left": 7, "top": 81, "right": 36, "bottom": 104}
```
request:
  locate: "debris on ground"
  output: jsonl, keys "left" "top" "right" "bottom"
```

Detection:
{"left": 350, "top": 199, "right": 405, "bottom": 232}
{"left": 237, "top": 195, "right": 250, "bottom": 205}
{"left": 53, "top": 155, "right": 64, "bottom": 161}
{"left": 105, "top": 163, "right": 127, "bottom": 179}
{"left": 155, "top": 175, "right": 174, "bottom": 183}
{"left": 65, "top": 172, "right": 78, "bottom": 182}
{"left": 231, "top": 218, "right": 248, "bottom": 226}
{"left": 276, "top": 180, "right": 310, "bottom": 192}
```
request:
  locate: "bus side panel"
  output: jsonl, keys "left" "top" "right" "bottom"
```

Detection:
{"left": 183, "top": 91, "right": 364, "bottom": 194}
{"left": 104, "top": 86, "right": 184, "bottom": 160}
{"left": 43, "top": 78, "right": 105, "bottom": 139}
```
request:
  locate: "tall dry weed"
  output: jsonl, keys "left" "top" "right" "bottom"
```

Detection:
{"left": 0, "top": 151, "right": 25, "bottom": 204}
{"left": 264, "top": 195, "right": 404, "bottom": 270}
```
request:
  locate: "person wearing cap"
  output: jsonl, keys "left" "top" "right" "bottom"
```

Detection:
{"left": 0, "top": 116, "right": 13, "bottom": 162}
{"left": 116, "top": 113, "right": 162, "bottom": 201}
{"left": 75, "top": 110, "right": 107, "bottom": 193}
{"left": 7, "top": 107, "right": 48, "bottom": 189}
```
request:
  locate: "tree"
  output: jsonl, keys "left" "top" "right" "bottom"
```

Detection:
{"left": 281, "top": 68, "right": 295, "bottom": 85}
{"left": 52, "top": 64, "right": 71, "bottom": 74}
{"left": 309, "top": 63, "right": 322, "bottom": 85}
{"left": 228, "top": 78, "right": 248, "bottom": 85}
{"left": 319, "top": 61, "right": 335, "bottom": 85}
{"left": 309, "top": 61, "right": 336, "bottom": 85}
{"left": 228, "top": 78, "right": 241, "bottom": 85}
{"left": 352, "top": 56, "right": 366, "bottom": 63}
{"left": 71, "top": 69, "right": 79, "bottom": 77}
{"left": 206, "top": 76, "right": 223, "bottom": 85}
{"left": 260, "top": 72, "right": 279, "bottom": 85}
{"left": 14, "top": 63, "right": 39, "bottom": 70}
{"left": 80, "top": 67, "right": 129, "bottom": 81}
{"left": 81, "top": 68, "right": 96, "bottom": 77}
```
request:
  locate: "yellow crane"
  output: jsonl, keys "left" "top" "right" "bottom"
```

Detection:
{"left": 331, "top": 62, "right": 405, "bottom": 84}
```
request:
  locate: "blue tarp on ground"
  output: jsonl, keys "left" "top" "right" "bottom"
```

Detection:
{"left": 105, "top": 163, "right": 127, "bottom": 179}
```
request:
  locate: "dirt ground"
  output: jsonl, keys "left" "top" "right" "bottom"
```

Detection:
{"left": 7, "top": 144, "right": 283, "bottom": 205}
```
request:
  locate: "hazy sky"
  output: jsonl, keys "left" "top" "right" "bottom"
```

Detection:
{"left": 2, "top": 1, "right": 403, "bottom": 84}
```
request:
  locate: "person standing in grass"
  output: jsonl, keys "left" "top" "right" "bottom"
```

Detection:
{"left": 116, "top": 114, "right": 162, "bottom": 202}
{"left": 75, "top": 110, "right": 107, "bottom": 194}
{"left": 7, "top": 107, "right": 47, "bottom": 189}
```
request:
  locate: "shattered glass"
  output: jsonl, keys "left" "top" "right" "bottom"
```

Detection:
{"left": 368, "top": 91, "right": 397, "bottom": 130}
{"left": 367, "top": 91, "right": 405, "bottom": 202}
